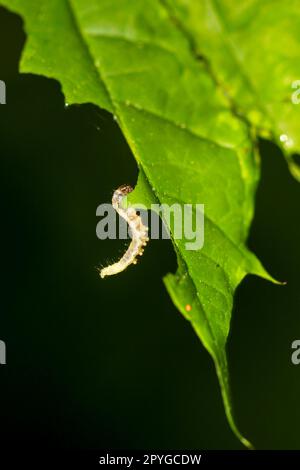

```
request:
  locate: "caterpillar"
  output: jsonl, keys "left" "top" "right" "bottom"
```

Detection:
{"left": 100, "top": 184, "right": 149, "bottom": 278}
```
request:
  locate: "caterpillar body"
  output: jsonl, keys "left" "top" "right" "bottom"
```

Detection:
{"left": 100, "top": 185, "right": 149, "bottom": 278}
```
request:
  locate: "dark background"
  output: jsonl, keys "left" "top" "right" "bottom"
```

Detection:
{"left": 0, "top": 6, "right": 299, "bottom": 450}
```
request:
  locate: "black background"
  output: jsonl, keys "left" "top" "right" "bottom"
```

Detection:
{"left": 0, "top": 6, "right": 300, "bottom": 450}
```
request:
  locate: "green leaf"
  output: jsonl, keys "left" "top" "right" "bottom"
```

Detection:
{"left": 1, "top": 0, "right": 279, "bottom": 447}
{"left": 164, "top": 0, "right": 300, "bottom": 180}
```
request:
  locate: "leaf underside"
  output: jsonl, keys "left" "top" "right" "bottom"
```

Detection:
{"left": 2, "top": 0, "right": 293, "bottom": 447}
